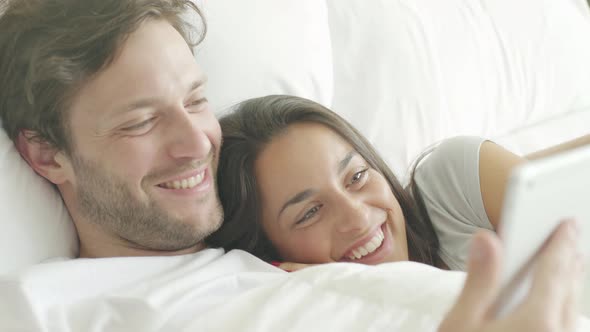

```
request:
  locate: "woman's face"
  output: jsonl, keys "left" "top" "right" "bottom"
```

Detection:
{"left": 254, "top": 122, "right": 408, "bottom": 264}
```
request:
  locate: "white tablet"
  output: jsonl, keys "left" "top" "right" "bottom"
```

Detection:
{"left": 493, "top": 143, "right": 590, "bottom": 318}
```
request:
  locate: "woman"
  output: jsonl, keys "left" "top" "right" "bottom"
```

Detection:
{"left": 208, "top": 95, "right": 586, "bottom": 330}
{"left": 207, "top": 95, "right": 524, "bottom": 270}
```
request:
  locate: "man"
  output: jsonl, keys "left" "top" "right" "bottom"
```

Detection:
{"left": 0, "top": 1, "right": 582, "bottom": 331}
{"left": 1, "top": 0, "right": 222, "bottom": 259}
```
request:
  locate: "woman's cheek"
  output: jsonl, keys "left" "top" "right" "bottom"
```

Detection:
{"left": 283, "top": 231, "right": 329, "bottom": 263}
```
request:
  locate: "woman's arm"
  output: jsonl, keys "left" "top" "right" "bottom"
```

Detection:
{"left": 478, "top": 142, "right": 526, "bottom": 230}
{"left": 480, "top": 134, "right": 590, "bottom": 229}
{"left": 525, "top": 134, "right": 590, "bottom": 160}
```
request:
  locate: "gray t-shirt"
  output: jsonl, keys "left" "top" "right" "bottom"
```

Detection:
{"left": 413, "top": 136, "right": 494, "bottom": 271}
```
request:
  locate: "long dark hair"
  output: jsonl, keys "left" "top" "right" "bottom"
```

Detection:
{"left": 207, "top": 95, "right": 442, "bottom": 266}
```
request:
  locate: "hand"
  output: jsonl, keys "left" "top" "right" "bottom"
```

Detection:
{"left": 271, "top": 261, "right": 316, "bottom": 272}
{"left": 439, "top": 221, "right": 584, "bottom": 332}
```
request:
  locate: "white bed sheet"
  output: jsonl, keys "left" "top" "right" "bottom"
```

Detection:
{"left": 1, "top": 249, "right": 589, "bottom": 331}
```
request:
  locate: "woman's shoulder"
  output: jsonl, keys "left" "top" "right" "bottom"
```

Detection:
{"left": 412, "top": 136, "right": 492, "bottom": 271}
{"left": 414, "top": 135, "right": 488, "bottom": 179}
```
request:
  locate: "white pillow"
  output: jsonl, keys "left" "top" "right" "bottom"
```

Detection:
{"left": 0, "top": 122, "right": 78, "bottom": 275}
{"left": 196, "top": 0, "right": 333, "bottom": 113}
{"left": 326, "top": 0, "right": 590, "bottom": 179}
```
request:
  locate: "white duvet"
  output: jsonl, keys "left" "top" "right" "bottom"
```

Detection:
{"left": 1, "top": 249, "right": 588, "bottom": 331}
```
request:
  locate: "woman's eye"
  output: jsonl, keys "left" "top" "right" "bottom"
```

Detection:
{"left": 350, "top": 167, "right": 369, "bottom": 186}
{"left": 295, "top": 205, "right": 322, "bottom": 225}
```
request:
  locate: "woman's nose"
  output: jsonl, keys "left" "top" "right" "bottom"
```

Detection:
{"left": 334, "top": 195, "right": 372, "bottom": 234}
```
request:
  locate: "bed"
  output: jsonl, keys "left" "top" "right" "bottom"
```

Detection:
{"left": 1, "top": 0, "right": 589, "bottom": 330}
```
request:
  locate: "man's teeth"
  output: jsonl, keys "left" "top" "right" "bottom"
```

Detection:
{"left": 161, "top": 172, "right": 204, "bottom": 189}
{"left": 348, "top": 228, "right": 385, "bottom": 260}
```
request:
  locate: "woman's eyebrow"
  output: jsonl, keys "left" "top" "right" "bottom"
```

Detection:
{"left": 338, "top": 150, "right": 356, "bottom": 174}
{"left": 278, "top": 189, "right": 317, "bottom": 219}
{"left": 277, "top": 150, "right": 356, "bottom": 219}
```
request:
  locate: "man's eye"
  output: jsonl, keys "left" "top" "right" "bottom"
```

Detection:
{"left": 185, "top": 98, "right": 208, "bottom": 110}
{"left": 122, "top": 118, "right": 156, "bottom": 131}
{"left": 295, "top": 205, "right": 322, "bottom": 225}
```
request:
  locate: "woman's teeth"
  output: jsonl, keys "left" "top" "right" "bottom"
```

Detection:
{"left": 160, "top": 172, "right": 204, "bottom": 190}
{"left": 348, "top": 228, "right": 385, "bottom": 260}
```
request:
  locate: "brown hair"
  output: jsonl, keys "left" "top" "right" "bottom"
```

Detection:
{"left": 207, "top": 95, "right": 442, "bottom": 266}
{"left": 0, "top": 0, "right": 206, "bottom": 154}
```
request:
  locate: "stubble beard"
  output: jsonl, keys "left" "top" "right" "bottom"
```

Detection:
{"left": 73, "top": 154, "right": 224, "bottom": 251}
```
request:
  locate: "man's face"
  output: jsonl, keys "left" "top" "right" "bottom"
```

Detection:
{"left": 63, "top": 19, "right": 222, "bottom": 252}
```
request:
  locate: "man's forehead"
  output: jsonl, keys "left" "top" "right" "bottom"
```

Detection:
{"left": 68, "top": 19, "right": 204, "bottom": 124}
{"left": 109, "top": 20, "right": 194, "bottom": 73}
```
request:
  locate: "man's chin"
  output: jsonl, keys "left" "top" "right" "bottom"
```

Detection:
{"left": 184, "top": 207, "right": 224, "bottom": 236}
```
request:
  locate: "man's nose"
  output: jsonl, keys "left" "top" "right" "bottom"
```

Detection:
{"left": 166, "top": 106, "right": 212, "bottom": 160}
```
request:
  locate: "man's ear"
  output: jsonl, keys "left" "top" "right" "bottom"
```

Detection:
{"left": 16, "top": 130, "right": 71, "bottom": 185}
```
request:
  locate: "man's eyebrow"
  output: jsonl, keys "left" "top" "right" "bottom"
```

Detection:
{"left": 113, "top": 78, "right": 208, "bottom": 115}
{"left": 187, "top": 77, "right": 207, "bottom": 93}
{"left": 114, "top": 98, "right": 158, "bottom": 115}
{"left": 278, "top": 189, "right": 317, "bottom": 219}
{"left": 276, "top": 150, "right": 356, "bottom": 219}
